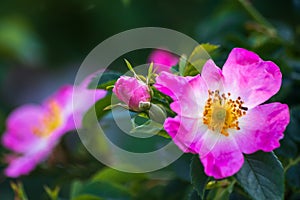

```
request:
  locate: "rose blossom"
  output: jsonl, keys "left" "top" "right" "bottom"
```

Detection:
{"left": 2, "top": 75, "right": 106, "bottom": 177}
{"left": 154, "top": 48, "right": 290, "bottom": 179}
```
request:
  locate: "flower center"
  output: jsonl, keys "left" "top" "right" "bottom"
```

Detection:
{"left": 203, "top": 90, "right": 247, "bottom": 136}
{"left": 32, "top": 100, "right": 62, "bottom": 137}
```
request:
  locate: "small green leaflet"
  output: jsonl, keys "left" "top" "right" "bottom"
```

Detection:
{"left": 130, "top": 116, "right": 171, "bottom": 139}
{"left": 178, "top": 54, "right": 188, "bottom": 76}
{"left": 183, "top": 43, "right": 219, "bottom": 76}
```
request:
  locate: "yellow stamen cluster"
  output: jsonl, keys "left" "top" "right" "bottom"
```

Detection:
{"left": 203, "top": 90, "right": 247, "bottom": 137}
{"left": 32, "top": 101, "right": 62, "bottom": 137}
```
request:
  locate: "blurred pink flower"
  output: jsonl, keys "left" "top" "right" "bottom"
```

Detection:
{"left": 154, "top": 48, "right": 290, "bottom": 179}
{"left": 148, "top": 49, "right": 178, "bottom": 73}
{"left": 113, "top": 76, "right": 151, "bottom": 112}
{"left": 2, "top": 76, "right": 106, "bottom": 177}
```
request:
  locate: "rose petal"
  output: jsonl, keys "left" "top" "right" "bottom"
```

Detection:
{"left": 4, "top": 140, "right": 53, "bottom": 177}
{"left": 222, "top": 48, "right": 282, "bottom": 108}
{"left": 164, "top": 117, "right": 196, "bottom": 153}
{"left": 5, "top": 155, "right": 39, "bottom": 177}
{"left": 154, "top": 72, "right": 193, "bottom": 101}
{"left": 169, "top": 75, "right": 208, "bottom": 118}
{"left": 164, "top": 116, "right": 208, "bottom": 154}
{"left": 44, "top": 85, "right": 73, "bottom": 110}
{"left": 2, "top": 105, "right": 44, "bottom": 153}
{"left": 200, "top": 136, "right": 244, "bottom": 179}
{"left": 201, "top": 59, "right": 224, "bottom": 91}
{"left": 233, "top": 102, "right": 289, "bottom": 153}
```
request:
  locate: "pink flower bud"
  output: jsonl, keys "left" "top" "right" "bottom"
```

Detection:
{"left": 113, "top": 76, "right": 151, "bottom": 111}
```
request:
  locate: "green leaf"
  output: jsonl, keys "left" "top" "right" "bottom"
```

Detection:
{"left": 178, "top": 54, "right": 187, "bottom": 76}
{"left": 124, "top": 59, "right": 135, "bottom": 74}
{"left": 190, "top": 155, "right": 209, "bottom": 199}
{"left": 286, "top": 163, "right": 300, "bottom": 190}
{"left": 71, "top": 180, "right": 132, "bottom": 200}
{"left": 130, "top": 117, "right": 171, "bottom": 139}
{"left": 156, "top": 130, "right": 171, "bottom": 139}
{"left": 91, "top": 168, "right": 148, "bottom": 196}
{"left": 72, "top": 195, "right": 103, "bottom": 200}
{"left": 92, "top": 168, "right": 146, "bottom": 184}
{"left": 171, "top": 64, "right": 179, "bottom": 73}
{"left": 88, "top": 71, "right": 121, "bottom": 90}
{"left": 183, "top": 43, "right": 219, "bottom": 76}
{"left": 235, "top": 151, "right": 284, "bottom": 200}
{"left": 198, "top": 43, "right": 220, "bottom": 52}
{"left": 185, "top": 188, "right": 200, "bottom": 200}
{"left": 275, "top": 134, "right": 298, "bottom": 158}
{"left": 0, "top": 17, "right": 44, "bottom": 65}
{"left": 148, "top": 103, "right": 167, "bottom": 124}
{"left": 147, "top": 62, "right": 154, "bottom": 84}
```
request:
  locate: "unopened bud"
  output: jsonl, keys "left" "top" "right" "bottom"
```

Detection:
{"left": 113, "top": 76, "right": 151, "bottom": 112}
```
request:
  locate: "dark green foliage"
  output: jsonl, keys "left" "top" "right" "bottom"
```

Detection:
{"left": 235, "top": 152, "right": 284, "bottom": 200}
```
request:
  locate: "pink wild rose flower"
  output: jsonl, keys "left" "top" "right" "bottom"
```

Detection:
{"left": 113, "top": 76, "right": 151, "bottom": 112}
{"left": 148, "top": 49, "right": 178, "bottom": 73}
{"left": 2, "top": 75, "right": 106, "bottom": 178}
{"left": 154, "top": 48, "right": 290, "bottom": 179}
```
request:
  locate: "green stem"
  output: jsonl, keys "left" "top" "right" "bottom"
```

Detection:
{"left": 238, "top": 0, "right": 277, "bottom": 37}
{"left": 10, "top": 182, "right": 28, "bottom": 200}
{"left": 284, "top": 156, "right": 300, "bottom": 173}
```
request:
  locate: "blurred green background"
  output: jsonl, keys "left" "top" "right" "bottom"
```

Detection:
{"left": 1, "top": 0, "right": 300, "bottom": 199}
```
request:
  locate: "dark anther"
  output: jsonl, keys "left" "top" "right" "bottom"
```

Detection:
{"left": 241, "top": 106, "right": 248, "bottom": 111}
